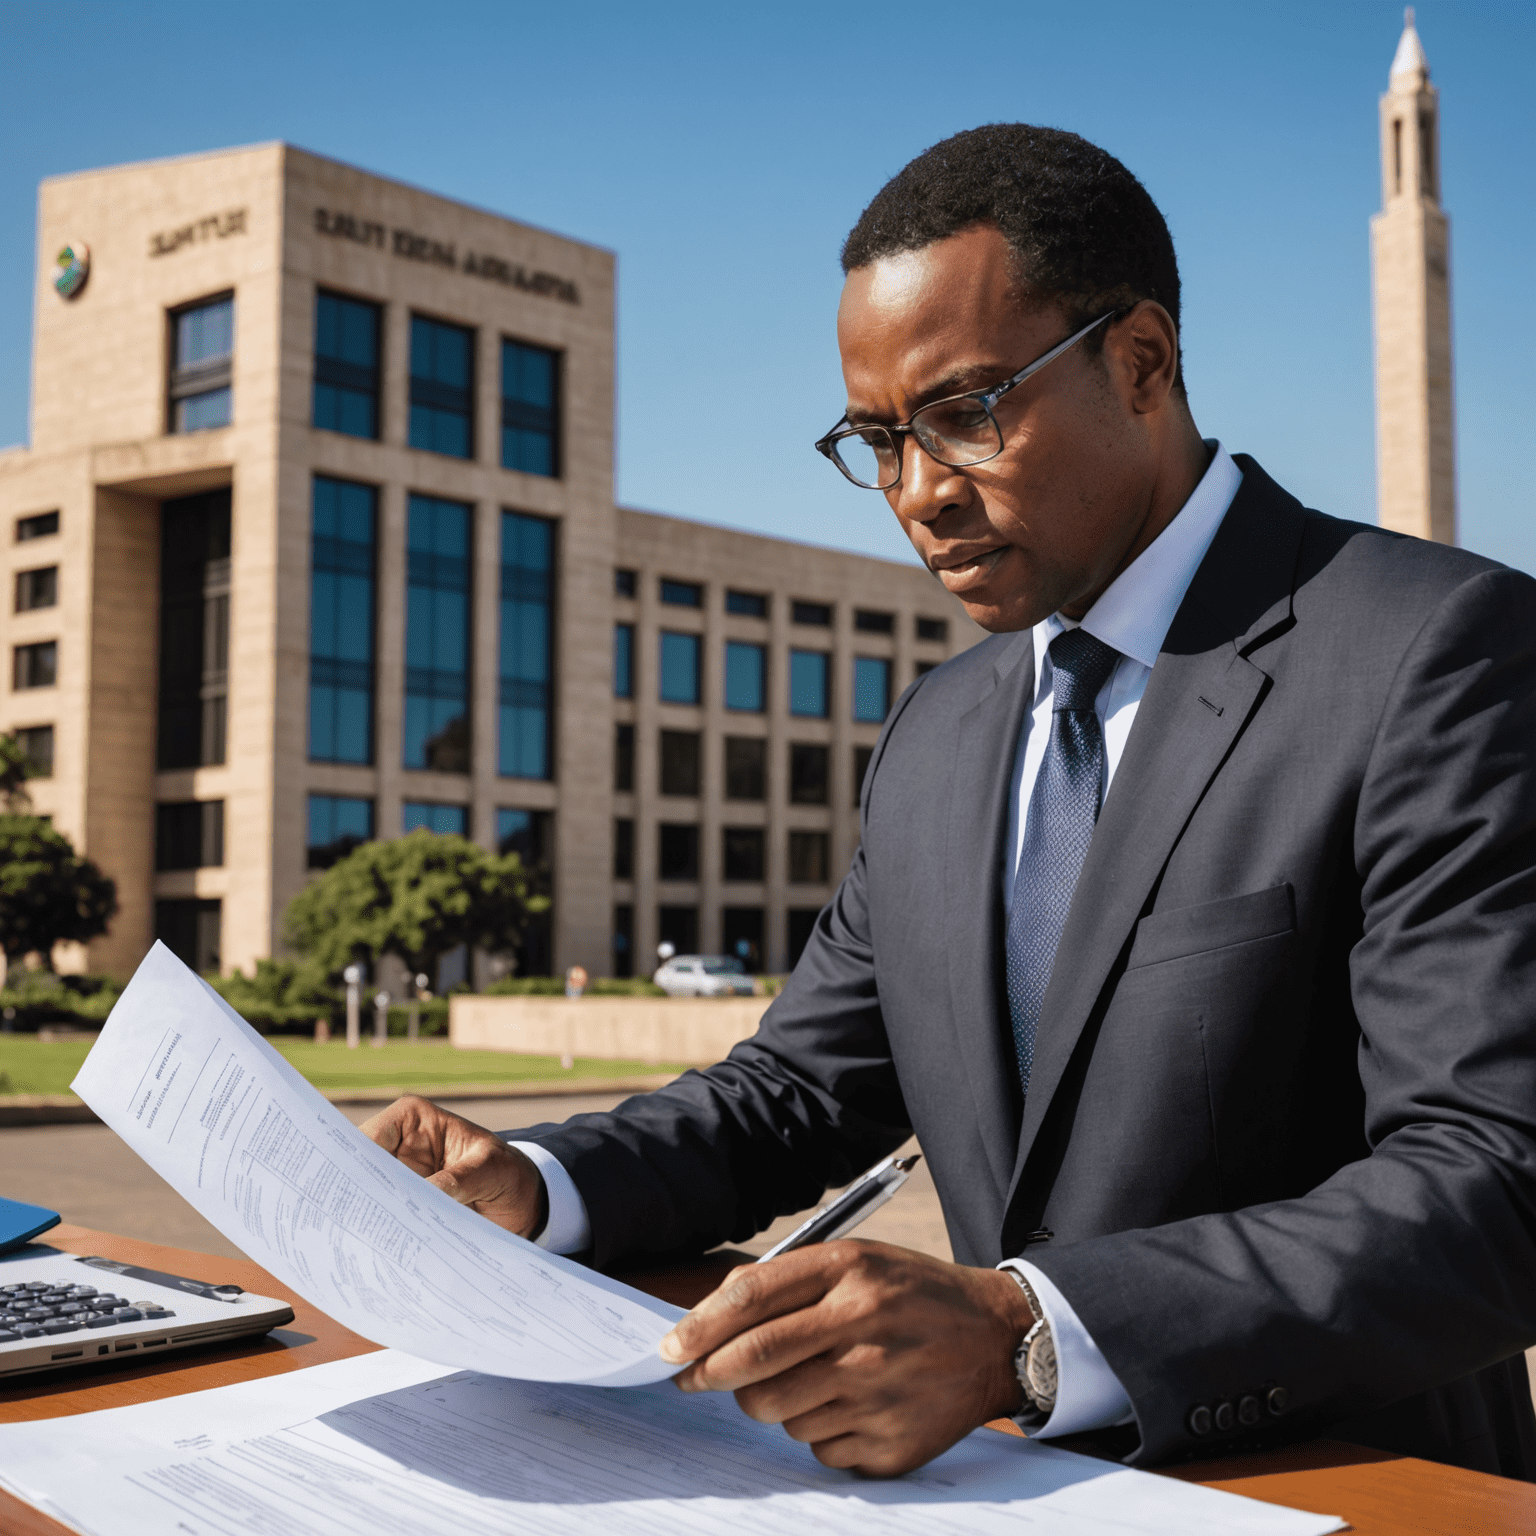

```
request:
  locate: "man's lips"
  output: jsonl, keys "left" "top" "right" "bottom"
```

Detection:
{"left": 929, "top": 546, "right": 1008, "bottom": 591}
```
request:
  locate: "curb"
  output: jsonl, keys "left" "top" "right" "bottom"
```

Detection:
{"left": 0, "top": 1074, "right": 681, "bottom": 1128}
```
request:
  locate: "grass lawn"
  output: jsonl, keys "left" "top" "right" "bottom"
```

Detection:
{"left": 0, "top": 1034, "right": 682, "bottom": 1098}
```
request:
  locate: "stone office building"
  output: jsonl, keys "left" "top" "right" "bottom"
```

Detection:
{"left": 0, "top": 144, "right": 980, "bottom": 984}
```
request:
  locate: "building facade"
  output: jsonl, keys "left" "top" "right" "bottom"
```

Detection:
{"left": 0, "top": 144, "right": 980, "bottom": 983}
{"left": 1371, "top": 8, "right": 1457, "bottom": 545}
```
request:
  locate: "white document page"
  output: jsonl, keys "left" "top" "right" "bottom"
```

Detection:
{"left": 70, "top": 943, "right": 683, "bottom": 1387}
{"left": 0, "top": 1348, "right": 1343, "bottom": 1536}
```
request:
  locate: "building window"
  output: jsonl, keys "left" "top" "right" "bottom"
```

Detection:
{"left": 16, "top": 724, "right": 53, "bottom": 778}
{"left": 787, "top": 907, "right": 820, "bottom": 969}
{"left": 853, "top": 657, "right": 891, "bottom": 723}
{"left": 660, "top": 579, "right": 702, "bottom": 608}
{"left": 155, "top": 800, "right": 224, "bottom": 871}
{"left": 726, "top": 590, "right": 768, "bottom": 618}
{"left": 501, "top": 338, "right": 559, "bottom": 476}
{"left": 789, "top": 830, "right": 830, "bottom": 885}
{"left": 158, "top": 488, "right": 230, "bottom": 769}
{"left": 722, "top": 827, "right": 765, "bottom": 882}
{"left": 404, "top": 801, "right": 468, "bottom": 835}
{"left": 1392, "top": 117, "right": 1403, "bottom": 195}
{"left": 404, "top": 494, "right": 471, "bottom": 772}
{"left": 497, "top": 807, "right": 553, "bottom": 976}
{"left": 615, "top": 722, "right": 635, "bottom": 792}
{"left": 12, "top": 641, "right": 56, "bottom": 691}
{"left": 310, "top": 476, "right": 376, "bottom": 765}
{"left": 916, "top": 616, "right": 948, "bottom": 642}
{"left": 613, "top": 903, "right": 635, "bottom": 978}
{"left": 409, "top": 315, "right": 474, "bottom": 458}
{"left": 313, "top": 291, "right": 381, "bottom": 439}
{"left": 724, "top": 736, "right": 766, "bottom": 801}
{"left": 914, "top": 660, "right": 937, "bottom": 679}
{"left": 308, "top": 794, "right": 374, "bottom": 869}
{"left": 14, "top": 567, "right": 57, "bottom": 612}
{"left": 789, "top": 742, "right": 829, "bottom": 805}
{"left": 854, "top": 744, "right": 874, "bottom": 808}
{"left": 792, "top": 600, "right": 832, "bottom": 627}
{"left": 722, "top": 906, "right": 763, "bottom": 971}
{"left": 169, "top": 293, "right": 234, "bottom": 433}
{"left": 15, "top": 511, "right": 58, "bottom": 543}
{"left": 155, "top": 898, "right": 221, "bottom": 974}
{"left": 615, "top": 568, "right": 637, "bottom": 598}
{"left": 614, "top": 817, "right": 634, "bottom": 879}
{"left": 724, "top": 641, "right": 765, "bottom": 712}
{"left": 658, "top": 823, "right": 700, "bottom": 881}
{"left": 499, "top": 511, "right": 554, "bottom": 780}
{"left": 660, "top": 729, "right": 701, "bottom": 796}
{"left": 789, "top": 650, "right": 829, "bottom": 718}
{"left": 854, "top": 609, "right": 893, "bottom": 634}
{"left": 659, "top": 631, "right": 701, "bottom": 705}
{"left": 659, "top": 904, "right": 698, "bottom": 955}
{"left": 614, "top": 624, "right": 634, "bottom": 698}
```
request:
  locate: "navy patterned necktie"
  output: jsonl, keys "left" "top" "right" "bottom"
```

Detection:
{"left": 1005, "top": 628, "right": 1122, "bottom": 1099}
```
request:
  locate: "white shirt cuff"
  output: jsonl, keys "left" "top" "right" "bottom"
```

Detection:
{"left": 506, "top": 1140, "right": 593, "bottom": 1254}
{"left": 1000, "top": 1258, "right": 1135, "bottom": 1437}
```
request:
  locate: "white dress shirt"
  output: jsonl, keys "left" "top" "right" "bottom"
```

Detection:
{"left": 512, "top": 441, "right": 1243, "bottom": 1440}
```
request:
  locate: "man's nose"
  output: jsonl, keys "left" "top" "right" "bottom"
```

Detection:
{"left": 892, "top": 434, "right": 969, "bottom": 526}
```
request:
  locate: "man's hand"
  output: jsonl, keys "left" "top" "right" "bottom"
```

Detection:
{"left": 359, "top": 1095, "right": 548, "bottom": 1240}
{"left": 658, "top": 1240, "right": 1035, "bottom": 1477}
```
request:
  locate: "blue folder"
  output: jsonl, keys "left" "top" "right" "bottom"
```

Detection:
{"left": 0, "top": 1197, "right": 61, "bottom": 1253}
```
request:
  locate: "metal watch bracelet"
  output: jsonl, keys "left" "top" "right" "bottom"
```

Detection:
{"left": 1003, "top": 1267, "right": 1058, "bottom": 1423}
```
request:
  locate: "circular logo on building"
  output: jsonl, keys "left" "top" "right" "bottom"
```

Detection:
{"left": 53, "top": 241, "right": 90, "bottom": 299}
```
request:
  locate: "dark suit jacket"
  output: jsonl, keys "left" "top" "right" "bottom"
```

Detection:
{"left": 520, "top": 458, "right": 1536, "bottom": 1476}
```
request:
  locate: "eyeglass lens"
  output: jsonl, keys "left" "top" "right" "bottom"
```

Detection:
{"left": 832, "top": 396, "right": 1005, "bottom": 488}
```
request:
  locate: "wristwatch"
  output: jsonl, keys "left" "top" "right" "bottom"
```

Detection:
{"left": 1002, "top": 1266, "right": 1057, "bottom": 1425}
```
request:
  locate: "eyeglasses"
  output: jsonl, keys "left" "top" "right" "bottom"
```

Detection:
{"left": 814, "top": 309, "right": 1121, "bottom": 490}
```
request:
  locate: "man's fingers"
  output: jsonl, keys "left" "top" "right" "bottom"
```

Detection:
{"left": 427, "top": 1169, "right": 471, "bottom": 1204}
{"left": 660, "top": 1250, "right": 840, "bottom": 1365}
{"left": 357, "top": 1101, "right": 407, "bottom": 1154}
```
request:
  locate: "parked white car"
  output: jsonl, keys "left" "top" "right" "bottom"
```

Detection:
{"left": 653, "top": 955, "right": 755, "bottom": 997}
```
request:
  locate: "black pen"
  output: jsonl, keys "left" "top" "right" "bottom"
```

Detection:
{"left": 757, "top": 1153, "right": 921, "bottom": 1262}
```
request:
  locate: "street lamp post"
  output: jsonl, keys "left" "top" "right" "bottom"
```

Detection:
{"left": 409, "top": 973, "right": 429, "bottom": 1043}
{"left": 373, "top": 990, "right": 390, "bottom": 1049}
{"left": 343, "top": 964, "right": 363, "bottom": 1050}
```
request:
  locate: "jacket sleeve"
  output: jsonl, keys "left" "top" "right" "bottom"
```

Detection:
{"left": 506, "top": 839, "right": 913, "bottom": 1269}
{"left": 1027, "top": 567, "right": 1536, "bottom": 1464}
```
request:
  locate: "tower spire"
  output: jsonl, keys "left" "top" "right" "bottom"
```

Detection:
{"left": 1390, "top": 8, "right": 1430, "bottom": 86}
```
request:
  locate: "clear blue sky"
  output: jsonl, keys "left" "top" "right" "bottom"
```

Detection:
{"left": 2, "top": 1, "right": 1531, "bottom": 574}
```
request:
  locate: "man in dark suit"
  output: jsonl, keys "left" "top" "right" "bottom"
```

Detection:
{"left": 364, "top": 125, "right": 1536, "bottom": 1480}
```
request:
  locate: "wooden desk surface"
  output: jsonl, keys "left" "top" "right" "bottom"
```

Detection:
{"left": 2, "top": 1226, "right": 1534, "bottom": 1535}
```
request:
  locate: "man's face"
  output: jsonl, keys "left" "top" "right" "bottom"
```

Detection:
{"left": 836, "top": 224, "right": 1160, "bottom": 632}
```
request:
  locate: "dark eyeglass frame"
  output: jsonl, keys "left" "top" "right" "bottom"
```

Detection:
{"left": 814, "top": 309, "right": 1122, "bottom": 490}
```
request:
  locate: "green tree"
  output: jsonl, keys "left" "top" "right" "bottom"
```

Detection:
{"left": 0, "top": 734, "right": 33, "bottom": 812}
{"left": 285, "top": 830, "right": 541, "bottom": 984}
{"left": 0, "top": 816, "right": 118, "bottom": 967}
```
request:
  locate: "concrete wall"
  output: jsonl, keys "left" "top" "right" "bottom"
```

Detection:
{"left": 450, "top": 993, "right": 770, "bottom": 1066}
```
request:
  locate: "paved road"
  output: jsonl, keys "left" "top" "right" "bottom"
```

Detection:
{"left": 0, "top": 1093, "right": 951, "bottom": 1265}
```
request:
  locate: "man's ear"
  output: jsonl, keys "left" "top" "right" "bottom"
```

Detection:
{"left": 1113, "top": 301, "right": 1181, "bottom": 416}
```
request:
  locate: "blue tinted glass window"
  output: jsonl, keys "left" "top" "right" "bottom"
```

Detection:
{"left": 307, "top": 794, "right": 374, "bottom": 868}
{"left": 499, "top": 510, "right": 554, "bottom": 780}
{"left": 501, "top": 339, "right": 559, "bottom": 476}
{"left": 789, "top": 649, "right": 829, "bottom": 718}
{"left": 659, "top": 631, "right": 701, "bottom": 705}
{"left": 404, "top": 494, "right": 471, "bottom": 771}
{"left": 409, "top": 315, "right": 474, "bottom": 458}
{"left": 403, "top": 801, "right": 468, "bottom": 835}
{"left": 724, "top": 641, "right": 765, "bottom": 712}
{"left": 614, "top": 623, "right": 634, "bottom": 698}
{"left": 853, "top": 657, "right": 891, "bottom": 722}
{"left": 309, "top": 476, "right": 376, "bottom": 763}
{"left": 170, "top": 294, "right": 234, "bottom": 433}
{"left": 313, "top": 292, "right": 381, "bottom": 439}
{"left": 660, "top": 579, "right": 702, "bottom": 608}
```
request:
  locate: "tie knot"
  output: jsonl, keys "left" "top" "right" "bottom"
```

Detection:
{"left": 1048, "top": 628, "right": 1120, "bottom": 711}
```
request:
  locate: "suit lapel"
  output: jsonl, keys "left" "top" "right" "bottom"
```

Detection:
{"left": 1004, "top": 460, "right": 1309, "bottom": 1212}
{"left": 944, "top": 629, "right": 1035, "bottom": 1201}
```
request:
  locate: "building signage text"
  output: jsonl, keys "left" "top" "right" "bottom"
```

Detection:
{"left": 313, "top": 207, "right": 580, "bottom": 305}
{"left": 148, "top": 208, "right": 248, "bottom": 257}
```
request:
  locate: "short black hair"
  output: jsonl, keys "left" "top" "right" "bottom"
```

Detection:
{"left": 841, "top": 124, "right": 1183, "bottom": 386}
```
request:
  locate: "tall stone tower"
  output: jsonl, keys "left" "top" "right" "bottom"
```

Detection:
{"left": 1371, "top": 8, "right": 1456, "bottom": 545}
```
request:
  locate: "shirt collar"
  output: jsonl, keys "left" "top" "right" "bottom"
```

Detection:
{"left": 1035, "top": 440, "right": 1242, "bottom": 674}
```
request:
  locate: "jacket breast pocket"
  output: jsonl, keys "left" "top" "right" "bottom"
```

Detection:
{"left": 1126, "top": 883, "right": 1295, "bottom": 971}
